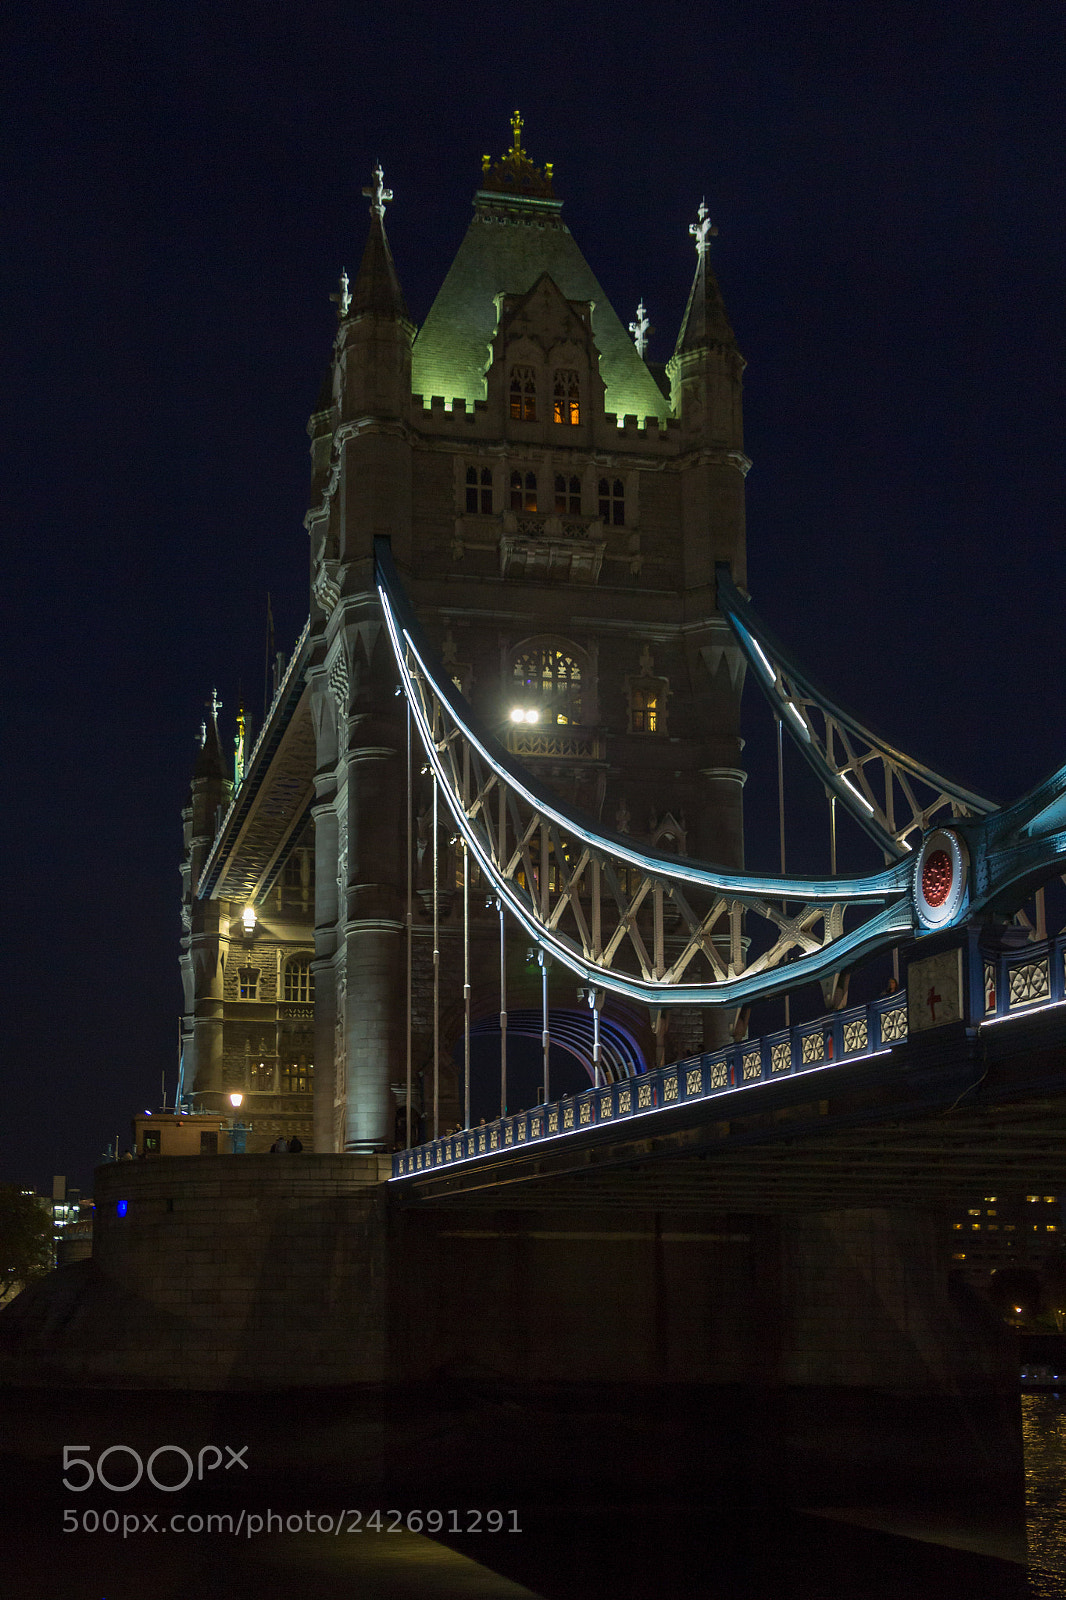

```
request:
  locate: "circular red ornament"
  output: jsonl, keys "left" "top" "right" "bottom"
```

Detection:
{"left": 921, "top": 849, "right": 952, "bottom": 907}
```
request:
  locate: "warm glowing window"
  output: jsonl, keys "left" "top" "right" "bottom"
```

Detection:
{"left": 281, "top": 1060, "right": 313, "bottom": 1094}
{"left": 251, "top": 1061, "right": 272, "bottom": 1090}
{"left": 631, "top": 686, "right": 658, "bottom": 733}
{"left": 1045, "top": 1196, "right": 1058, "bottom": 1204}
{"left": 284, "top": 959, "right": 315, "bottom": 1004}
{"left": 967, "top": 1208, "right": 980, "bottom": 1216}
{"left": 552, "top": 369, "right": 580, "bottom": 425}
{"left": 1027, "top": 1195, "right": 1040, "bottom": 1203}
{"left": 554, "top": 474, "right": 581, "bottom": 514}
{"left": 510, "top": 366, "right": 536, "bottom": 421}
{"left": 598, "top": 477, "right": 625, "bottom": 526}
{"left": 512, "top": 645, "right": 582, "bottom": 725}
{"left": 466, "top": 466, "right": 493, "bottom": 514}
{"left": 238, "top": 966, "right": 259, "bottom": 1000}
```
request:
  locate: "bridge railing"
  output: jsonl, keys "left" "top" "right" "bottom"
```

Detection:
{"left": 392, "top": 932, "right": 1066, "bottom": 1181}
{"left": 981, "top": 932, "right": 1066, "bottom": 1023}
{"left": 392, "top": 990, "right": 910, "bottom": 1180}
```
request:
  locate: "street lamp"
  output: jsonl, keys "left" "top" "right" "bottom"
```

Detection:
{"left": 227, "top": 1092, "right": 249, "bottom": 1154}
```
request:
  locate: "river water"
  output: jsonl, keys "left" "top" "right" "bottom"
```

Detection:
{"left": 3, "top": 1389, "right": 1065, "bottom": 1598}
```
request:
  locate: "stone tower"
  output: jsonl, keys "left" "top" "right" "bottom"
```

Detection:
{"left": 304, "top": 122, "right": 749, "bottom": 1153}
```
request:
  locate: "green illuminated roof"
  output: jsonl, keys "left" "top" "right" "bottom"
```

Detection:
{"left": 412, "top": 194, "right": 670, "bottom": 423}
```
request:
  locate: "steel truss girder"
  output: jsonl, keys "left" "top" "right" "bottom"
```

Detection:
{"left": 716, "top": 565, "right": 994, "bottom": 857}
{"left": 376, "top": 541, "right": 915, "bottom": 1008}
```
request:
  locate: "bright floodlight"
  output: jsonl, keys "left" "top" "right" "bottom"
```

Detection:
{"left": 509, "top": 707, "right": 525, "bottom": 723}
{"left": 524, "top": 709, "right": 539, "bottom": 724}
{"left": 242, "top": 905, "right": 256, "bottom": 931}
{"left": 229, "top": 1092, "right": 244, "bottom": 1109}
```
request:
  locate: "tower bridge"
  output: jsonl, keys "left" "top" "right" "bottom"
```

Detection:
{"left": 7, "top": 128, "right": 1065, "bottom": 1524}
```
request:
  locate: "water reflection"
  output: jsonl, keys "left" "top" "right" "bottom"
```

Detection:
{"left": 1024, "top": 1392, "right": 1066, "bottom": 1591}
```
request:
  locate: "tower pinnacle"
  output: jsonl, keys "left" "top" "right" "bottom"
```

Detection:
{"left": 673, "top": 197, "right": 736, "bottom": 356}
{"left": 629, "top": 300, "right": 650, "bottom": 358}
{"left": 362, "top": 163, "right": 393, "bottom": 218}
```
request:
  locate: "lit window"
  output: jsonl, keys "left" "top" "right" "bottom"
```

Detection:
{"left": 552, "top": 369, "right": 580, "bottom": 425}
{"left": 510, "top": 366, "right": 536, "bottom": 421}
{"left": 631, "top": 686, "right": 658, "bottom": 733}
{"left": 466, "top": 466, "right": 493, "bottom": 514}
{"left": 983, "top": 1195, "right": 998, "bottom": 1203}
{"left": 512, "top": 645, "right": 582, "bottom": 725}
{"left": 1027, "top": 1195, "right": 1040, "bottom": 1203}
{"left": 284, "top": 959, "right": 315, "bottom": 1004}
{"left": 1005, "top": 1225, "right": 1015, "bottom": 1231}
{"left": 1045, "top": 1197, "right": 1058, "bottom": 1204}
{"left": 952, "top": 1223, "right": 963, "bottom": 1231}
{"left": 968, "top": 1209, "right": 981, "bottom": 1216}
{"left": 972, "top": 1223, "right": 981, "bottom": 1230}
{"left": 251, "top": 1061, "right": 273, "bottom": 1091}
{"left": 554, "top": 474, "right": 581, "bottom": 514}
{"left": 952, "top": 1252, "right": 967, "bottom": 1260}
{"left": 1048, "top": 1225, "right": 1059, "bottom": 1232}
{"left": 281, "top": 1061, "right": 314, "bottom": 1095}
{"left": 238, "top": 966, "right": 260, "bottom": 1000}
{"left": 986, "top": 1209, "right": 997, "bottom": 1216}
{"left": 988, "top": 1224, "right": 999, "bottom": 1231}
{"left": 598, "top": 477, "right": 625, "bottom": 526}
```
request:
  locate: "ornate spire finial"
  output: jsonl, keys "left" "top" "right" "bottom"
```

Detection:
{"left": 210, "top": 687, "right": 222, "bottom": 720}
{"left": 479, "top": 112, "right": 555, "bottom": 199}
{"left": 362, "top": 163, "right": 393, "bottom": 218}
{"left": 629, "top": 299, "right": 650, "bottom": 358}
{"left": 199, "top": 719, "right": 206, "bottom": 749}
{"left": 690, "top": 198, "right": 718, "bottom": 258}
{"left": 330, "top": 267, "right": 351, "bottom": 319}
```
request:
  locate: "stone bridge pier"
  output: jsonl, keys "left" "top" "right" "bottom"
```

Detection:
{"left": 0, "top": 1155, "right": 1022, "bottom": 1518}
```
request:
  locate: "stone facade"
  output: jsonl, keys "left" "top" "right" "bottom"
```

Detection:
{"left": 304, "top": 133, "right": 749, "bottom": 1151}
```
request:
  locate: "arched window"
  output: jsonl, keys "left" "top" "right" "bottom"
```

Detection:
{"left": 554, "top": 474, "right": 581, "bottom": 514}
{"left": 552, "top": 369, "right": 580, "bottom": 425}
{"left": 512, "top": 645, "right": 583, "bottom": 725}
{"left": 510, "top": 365, "right": 536, "bottom": 421}
{"left": 598, "top": 477, "right": 625, "bottom": 526}
{"left": 465, "top": 465, "right": 493, "bottom": 514}
{"left": 284, "top": 958, "right": 315, "bottom": 1004}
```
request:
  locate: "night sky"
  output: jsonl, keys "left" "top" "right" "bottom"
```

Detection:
{"left": 4, "top": 3, "right": 1064, "bottom": 1195}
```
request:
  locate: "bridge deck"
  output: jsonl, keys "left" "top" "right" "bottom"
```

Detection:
{"left": 392, "top": 935, "right": 1066, "bottom": 1211}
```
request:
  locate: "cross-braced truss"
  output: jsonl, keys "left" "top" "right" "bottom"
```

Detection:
{"left": 376, "top": 541, "right": 914, "bottom": 1008}
{"left": 716, "top": 565, "right": 993, "bottom": 857}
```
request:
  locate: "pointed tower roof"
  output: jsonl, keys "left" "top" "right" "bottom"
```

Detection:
{"left": 674, "top": 200, "right": 737, "bottom": 356}
{"left": 346, "top": 164, "right": 409, "bottom": 322}
{"left": 193, "top": 690, "right": 227, "bottom": 782}
{"left": 412, "top": 118, "right": 669, "bottom": 422}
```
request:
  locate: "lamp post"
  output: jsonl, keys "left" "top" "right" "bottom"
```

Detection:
{"left": 227, "top": 1092, "right": 249, "bottom": 1154}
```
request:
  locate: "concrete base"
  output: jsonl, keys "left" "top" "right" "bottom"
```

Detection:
{"left": 0, "top": 1156, "right": 1024, "bottom": 1512}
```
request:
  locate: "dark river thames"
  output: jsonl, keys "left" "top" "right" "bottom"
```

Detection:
{"left": 3, "top": 1389, "right": 1065, "bottom": 1598}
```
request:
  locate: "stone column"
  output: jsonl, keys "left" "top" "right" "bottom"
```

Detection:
{"left": 342, "top": 725, "right": 405, "bottom": 1152}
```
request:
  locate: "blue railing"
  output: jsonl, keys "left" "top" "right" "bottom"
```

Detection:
{"left": 392, "top": 932, "right": 1066, "bottom": 1181}
{"left": 392, "top": 990, "right": 909, "bottom": 1180}
{"left": 980, "top": 932, "right": 1066, "bottom": 1023}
